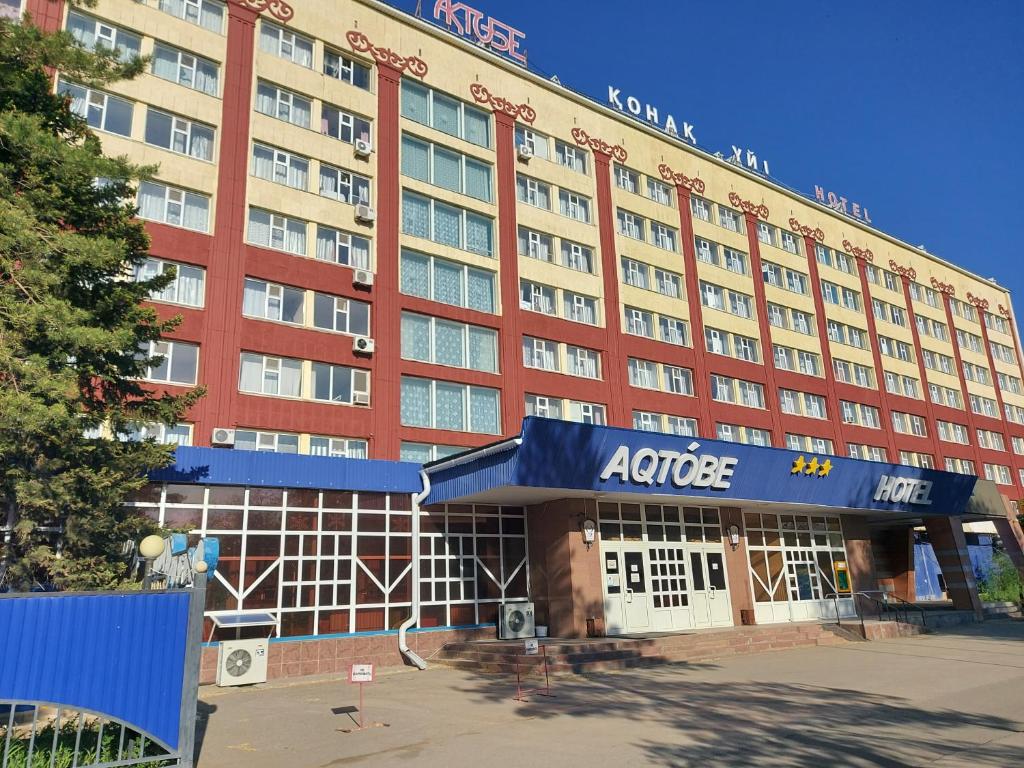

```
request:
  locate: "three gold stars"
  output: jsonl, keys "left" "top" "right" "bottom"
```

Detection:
{"left": 791, "top": 455, "right": 834, "bottom": 478}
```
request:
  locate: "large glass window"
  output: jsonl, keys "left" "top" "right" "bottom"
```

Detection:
{"left": 402, "top": 134, "right": 493, "bottom": 202}
{"left": 322, "top": 104, "right": 372, "bottom": 145}
{"left": 401, "top": 80, "right": 491, "bottom": 148}
{"left": 58, "top": 80, "right": 132, "bottom": 136}
{"left": 324, "top": 49, "right": 371, "bottom": 90}
{"left": 315, "top": 226, "right": 371, "bottom": 269}
{"left": 400, "top": 377, "right": 500, "bottom": 434}
{"left": 402, "top": 191, "right": 493, "bottom": 256}
{"left": 400, "top": 249, "right": 495, "bottom": 313}
{"left": 401, "top": 312, "right": 498, "bottom": 373}
{"left": 248, "top": 208, "right": 307, "bottom": 255}
{"left": 242, "top": 278, "right": 305, "bottom": 324}
{"left": 239, "top": 353, "right": 302, "bottom": 397}
{"left": 138, "top": 340, "right": 199, "bottom": 385}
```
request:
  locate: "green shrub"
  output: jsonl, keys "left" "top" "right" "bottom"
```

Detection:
{"left": 978, "top": 551, "right": 1023, "bottom": 603}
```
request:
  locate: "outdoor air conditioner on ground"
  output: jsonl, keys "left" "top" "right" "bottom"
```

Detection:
{"left": 353, "top": 392, "right": 370, "bottom": 406}
{"left": 355, "top": 204, "right": 376, "bottom": 223}
{"left": 211, "top": 428, "right": 235, "bottom": 447}
{"left": 354, "top": 139, "right": 373, "bottom": 157}
{"left": 516, "top": 144, "right": 533, "bottom": 162}
{"left": 216, "top": 638, "right": 269, "bottom": 687}
{"left": 353, "top": 269, "right": 374, "bottom": 288}
{"left": 499, "top": 601, "right": 536, "bottom": 640}
{"left": 352, "top": 335, "right": 375, "bottom": 355}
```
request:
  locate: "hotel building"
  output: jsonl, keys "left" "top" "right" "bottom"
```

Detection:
{"left": 10, "top": 0, "right": 1024, "bottom": 674}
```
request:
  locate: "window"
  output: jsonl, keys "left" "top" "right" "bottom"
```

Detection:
{"left": 899, "top": 451, "right": 934, "bottom": 469}
{"left": 568, "top": 401, "right": 606, "bottom": 425}
{"left": 768, "top": 303, "right": 789, "bottom": 330}
{"left": 695, "top": 237, "right": 719, "bottom": 265}
{"left": 617, "top": 209, "right": 644, "bottom": 240}
{"left": 701, "top": 281, "right": 752, "bottom": 319}
{"left": 319, "top": 163, "right": 371, "bottom": 205}
{"left": 718, "top": 206, "right": 742, "bottom": 232}
{"left": 786, "top": 435, "right": 834, "bottom": 455}
{"left": 400, "top": 376, "right": 500, "bottom": 434}
{"left": 315, "top": 226, "right": 371, "bottom": 269}
{"left": 157, "top": 0, "right": 224, "bottom": 33}
{"left": 561, "top": 240, "right": 594, "bottom": 273}
{"left": 711, "top": 375, "right": 764, "bottom": 408}
{"left": 706, "top": 328, "right": 728, "bottom": 356}
{"left": 322, "top": 103, "right": 372, "bottom": 145}
{"left": 621, "top": 257, "right": 649, "bottom": 290}
{"left": 780, "top": 230, "right": 799, "bottom": 254}
{"left": 310, "top": 436, "right": 369, "bottom": 459}
{"left": 255, "top": 81, "right": 310, "bottom": 128}
{"left": 234, "top": 430, "right": 298, "bottom": 454}
{"left": 259, "top": 20, "right": 313, "bottom": 67}
{"left": 559, "top": 190, "right": 591, "bottom": 222}
{"left": 517, "top": 175, "right": 551, "bottom": 209}
{"left": 977, "top": 429, "right": 1006, "bottom": 452}
{"left": 401, "top": 312, "right": 498, "bottom": 373}
{"left": 151, "top": 43, "right": 219, "bottom": 96}
{"left": 779, "top": 390, "right": 828, "bottom": 420}
{"left": 840, "top": 401, "right": 881, "bottom": 429}
{"left": 664, "top": 365, "right": 693, "bottom": 395}
{"left": 242, "top": 278, "right": 305, "bottom": 324}
{"left": 248, "top": 208, "right": 307, "bottom": 255}
{"left": 119, "top": 422, "right": 193, "bottom": 447}
{"left": 133, "top": 258, "right": 205, "bottom": 308}
{"left": 633, "top": 411, "right": 660, "bottom": 432}
{"left": 691, "top": 196, "right": 712, "bottom": 223}
{"left": 564, "top": 291, "right": 598, "bottom": 325}
{"left": 401, "top": 80, "right": 491, "bottom": 148}
{"left": 515, "top": 125, "right": 549, "bottom": 159}
{"left": 66, "top": 11, "right": 140, "bottom": 61}
{"left": 717, "top": 424, "right": 771, "bottom": 446}
{"left": 525, "top": 394, "right": 562, "bottom": 420}
{"left": 791, "top": 311, "right": 813, "bottom": 336}
{"left": 937, "top": 421, "right": 970, "bottom": 445}
{"left": 757, "top": 222, "right": 775, "bottom": 247}
{"left": 324, "top": 49, "right": 372, "bottom": 90}
{"left": 659, "top": 316, "right": 689, "bottom": 346}
{"left": 138, "top": 340, "right": 199, "bottom": 385}
{"left": 892, "top": 412, "right": 927, "bottom": 437}
{"left": 58, "top": 81, "right": 132, "bottom": 136}
{"left": 520, "top": 281, "right": 555, "bottom": 315}
{"left": 833, "top": 359, "right": 873, "bottom": 388}
{"left": 311, "top": 363, "right": 370, "bottom": 406}
{"left": 252, "top": 143, "right": 309, "bottom": 190}
{"left": 138, "top": 181, "right": 210, "bottom": 232}
{"left": 648, "top": 178, "right": 672, "bottom": 206}
{"left": 518, "top": 227, "right": 553, "bottom": 262}
{"left": 734, "top": 334, "right": 760, "bottom": 363}
{"left": 144, "top": 109, "right": 215, "bottom": 161}
{"left": 312, "top": 292, "right": 370, "bottom": 336}
{"left": 652, "top": 222, "right": 677, "bottom": 252}
{"left": 567, "top": 346, "right": 600, "bottom": 379}
{"left": 628, "top": 359, "right": 658, "bottom": 389}
{"left": 239, "top": 353, "right": 302, "bottom": 397}
{"left": 983, "top": 464, "right": 1012, "bottom": 486}
{"left": 400, "top": 249, "right": 495, "bottom": 313}
{"left": 555, "top": 141, "right": 587, "bottom": 174}
{"left": 723, "top": 248, "right": 747, "bottom": 275}
{"left": 655, "top": 269, "right": 682, "bottom": 299}
{"left": 848, "top": 444, "right": 887, "bottom": 461}
{"left": 625, "top": 307, "right": 654, "bottom": 338}
{"left": 403, "top": 134, "right": 492, "bottom": 202}
{"left": 402, "top": 191, "right": 494, "bottom": 256}
{"left": 522, "top": 337, "right": 558, "bottom": 371}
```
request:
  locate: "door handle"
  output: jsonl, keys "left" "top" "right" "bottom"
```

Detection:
{"left": 625, "top": 587, "right": 633, "bottom": 603}
{"left": 709, "top": 585, "right": 716, "bottom": 599}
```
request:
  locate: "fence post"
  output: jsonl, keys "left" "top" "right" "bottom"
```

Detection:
{"left": 177, "top": 572, "right": 207, "bottom": 768}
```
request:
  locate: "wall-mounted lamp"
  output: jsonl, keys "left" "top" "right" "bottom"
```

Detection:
{"left": 581, "top": 518, "right": 597, "bottom": 550}
{"left": 727, "top": 524, "right": 741, "bottom": 551}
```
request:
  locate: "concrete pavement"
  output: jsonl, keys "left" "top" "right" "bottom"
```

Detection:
{"left": 195, "top": 619, "right": 1024, "bottom": 767}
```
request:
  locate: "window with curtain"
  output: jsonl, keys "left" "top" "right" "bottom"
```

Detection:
{"left": 399, "top": 80, "right": 490, "bottom": 148}
{"left": 137, "top": 181, "right": 209, "bottom": 232}
{"left": 134, "top": 258, "right": 205, "bottom": 307}
{"left": 248, "top": 208, "right": 307, "bottom": 255}
{"left": 401, "top": 135, "right": 430, "bottom": 182}
{"left": 66, "top": 11, "right": 141, "bottom": 62}
{"left": 144, "top": 109, "right": 215, "bottom": 161}
{"left": 324, "top": 50, "right": 372, "bottom": 90}
{"left": 322, "top": 104, "right": 371, "bottom": 144}
{"left": 255, "top": 81, "right": 310, "bottom": 128}
{"left": 58, "top": 80, "right": 133, "bottom": 136}
{"left": 259, "top": 20, "right": 313, "bottom": 68}
{"left": 400, "top": 377, "right": 499, "bottom": 434}
{"left": 319, "top": 164, "right": 370, "bottom": 205}
{"left": 152, "top": 43, "right": 219, "bottom": 96}
{"left": 400, "top": 313, "right": 497, "bottom": 373}
{"left": 400, "top": 377, "right": 432, "bottom": 427}
{"left": 239, "top": 353, "right": 301, "bottom": 397}
{"left": 315, "top": 226, "right": 370, "bottom": 268}
{"left": 158, "top": 0, "right": 224, "bottom": 34}
{"left": 312, "top": 293, "right": 370, "bottom": 336}
{"left": 252, "top": 143, "right": 308, "bottom": 190}
{"left": 433, "top": 203, "right": 462, "bottom": 248}
{"left": 399, "top": 250, "right": 495, "bottom": 313}
{"left": 401, "top": 191, "right": 493, "bottom": 256}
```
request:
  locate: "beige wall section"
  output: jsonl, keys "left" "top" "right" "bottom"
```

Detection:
{"left": 526, "top": 499, "right": 605, "bottom": 638}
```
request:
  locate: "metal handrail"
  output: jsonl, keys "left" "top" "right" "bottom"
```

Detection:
{"left": 851, "top": 591, "right": 927, "bottom": 634}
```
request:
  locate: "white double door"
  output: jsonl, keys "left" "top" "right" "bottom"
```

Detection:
{"left": 602, "top": 544, "right": 732, "bottom": 635}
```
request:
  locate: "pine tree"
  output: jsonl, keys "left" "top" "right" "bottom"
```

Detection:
{"left": 0, "top": 11, "right": 204, "bottom": 590}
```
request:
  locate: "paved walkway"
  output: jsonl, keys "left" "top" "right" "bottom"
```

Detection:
{"left": 195, "top": 620, "right": 1024, "bottom": 767}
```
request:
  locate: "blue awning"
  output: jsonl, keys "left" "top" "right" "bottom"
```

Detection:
{"left": 423, "top": 417, "right": 979, "bottom": 517}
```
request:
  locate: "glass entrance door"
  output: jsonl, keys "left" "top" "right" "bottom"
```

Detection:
{"left": 601, "top": 547, "right": 652, "bottom": 634}
{"left": 690, "top": 550, "right": 732, "bottom": 628}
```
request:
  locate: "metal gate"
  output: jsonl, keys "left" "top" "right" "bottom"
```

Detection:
{"left": 0, "top": 578, "right": 206, "bottom": 768}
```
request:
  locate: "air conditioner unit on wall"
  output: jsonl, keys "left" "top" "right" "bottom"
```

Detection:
{"left": 516, "top": 144, "right": 533, "bottom": 162}
{"left": 211, "top": 428, "right": 235, "bottom": 447}
{"left": 352, "top": 335, "right": 375, "bottom": 355}
{"left": 354, "top": 139, "right": 373, "bottom": 158}
{"left": 216, "top": 638, "right": 269, "bottom": 687}
{"left": 355, "top": 204, "right": 376, "bottom": 223}
{"left": 353, "top": 391, "right": 370, "bottom": 406}
{"left": 353, "top": 269, "right": 374, "bottom": 288}
{"left": 498, "top": 601, "right": 536, "bottom": 640}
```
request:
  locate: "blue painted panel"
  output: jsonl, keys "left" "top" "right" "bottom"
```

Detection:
{"left": 914, "top": 543, "right": 944, "bottom": 600}
{"left": 0, "top": 592, "right": 190, "bottom": 750}
{"left": 151, "top": 446, "right": 422, "bottom": 493}
{"left": 426, "top": 417, "right": 977, "bottom": 516}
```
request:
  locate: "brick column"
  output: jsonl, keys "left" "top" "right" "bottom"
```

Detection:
{"left": 923, "top": 515, "right": 984, "bottom": 618}
{"left": 841, "top": 515, "right": 879, "bottom": 594}
{"left": 660, "top": 164, "right": 713, "bottom": 437}
{"left": 572, "top": 129, "right": 629, "bottom": 427}
{"left": 720, "top": 507, "right": 754, "bottom": 625}
{"left": 991, "top": 510, "right": 1024, "bottom": 584}
{"left": 792, "top": 220, "right": 847, "bottom": 448}
{"left": 25, "top": 0, "right": 64, "bottom": 30}
{"left": 730, "top": 194, "right": 782, "bottom": 440}
{"left": 850, "top": 245, "right": 900, "bottom": 461}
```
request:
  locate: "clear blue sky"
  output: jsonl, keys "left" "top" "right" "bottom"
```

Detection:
{"left": 388, "top": 0, "right": 1023, "bottom": 302}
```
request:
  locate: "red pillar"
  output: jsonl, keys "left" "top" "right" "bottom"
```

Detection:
{"left": 492, "top": 111, "right": 525, "bottom": 433}
{"left": 368, "top": 62, "right": 404, "bottom": 459}
{"left": 190, "top": 3, "right": 258, "bottom": 444}
{"left": 936, "top": 285, "right": 987, "bottom": 473}
{"left": 24, "top": 0, "right": 64, "bottom": 30}
{"left": 797, "top": 228, "right": 847, "bottom": 449}
{"left": 736, "top": 206, "right": 783, "bottom": 441}
{"left": 590, "top": 150, "right": 628, "bottom": 427}
{"left": 969, "top": 294, "right": 1016, "bottom": 488}
{"left": 852, "top": 253, "right": 900, "bottom": 461}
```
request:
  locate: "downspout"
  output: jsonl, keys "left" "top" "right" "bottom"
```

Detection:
{"left": 398, "top": 469, "right": 430, "bottom": 670}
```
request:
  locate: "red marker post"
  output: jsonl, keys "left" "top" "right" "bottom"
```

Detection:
{"left": 349, "top": 663, "right": 374, "bottom": 729}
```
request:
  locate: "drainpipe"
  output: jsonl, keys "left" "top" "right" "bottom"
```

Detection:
{"left": 398, "top": 469, "right": 430, "bottom": 670}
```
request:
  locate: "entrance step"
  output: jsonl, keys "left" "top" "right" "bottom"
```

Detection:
{"left": 436, "top": 622, "right": 853, "bottom": 675}
{"left": 983, "top": 601, "right": 1022, "bottom": 619}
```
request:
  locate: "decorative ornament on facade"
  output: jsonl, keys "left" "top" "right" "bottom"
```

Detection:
{"left": 966, "top": 292, "right": 990, "bottom": 312}
{"left": 842, "top": 239, "right": 874, "bottom": 263}
{"left": 727, "top": 192, "right": 769, "bottom": 220}
{"left": 657, "top": 163, "right": 705, "bottom": 193}
{"left": 930, "top": 277, "right": 956, "bottom": 296}
{"left": 571, "top": 127, "right": 627, "bottom": 162}
{"left": 887, "top": 260, "right": 917, "bottom": 281}
{"left": 788, "top": 217, "right": 824, "bottom": 243}
{"left": 998, "top": 304, "right": 1012, "bottom": 319}
{"left": 345, "top": 30, "right": 428, "bottom": 78}
{"left": 237, "top": 0, "right": 294, "bottom": 22}
{"left": 468, "top": 83, "right": 535, "bottom": 123}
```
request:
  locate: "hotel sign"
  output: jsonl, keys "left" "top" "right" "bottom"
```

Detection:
{"left": 607, "top": 87, "right": 698, "bottom": 144}
{"left": 600, "top": 442, "right": 738, "bottom": 491}
{"left": 815, "top": 186, "right": 872, "bottom": 223}
{"left": 432, "top": 1, "right": 527, "bottom": 65}
{"left": 873, "top": 475, "right": 934, "bottom": 506}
